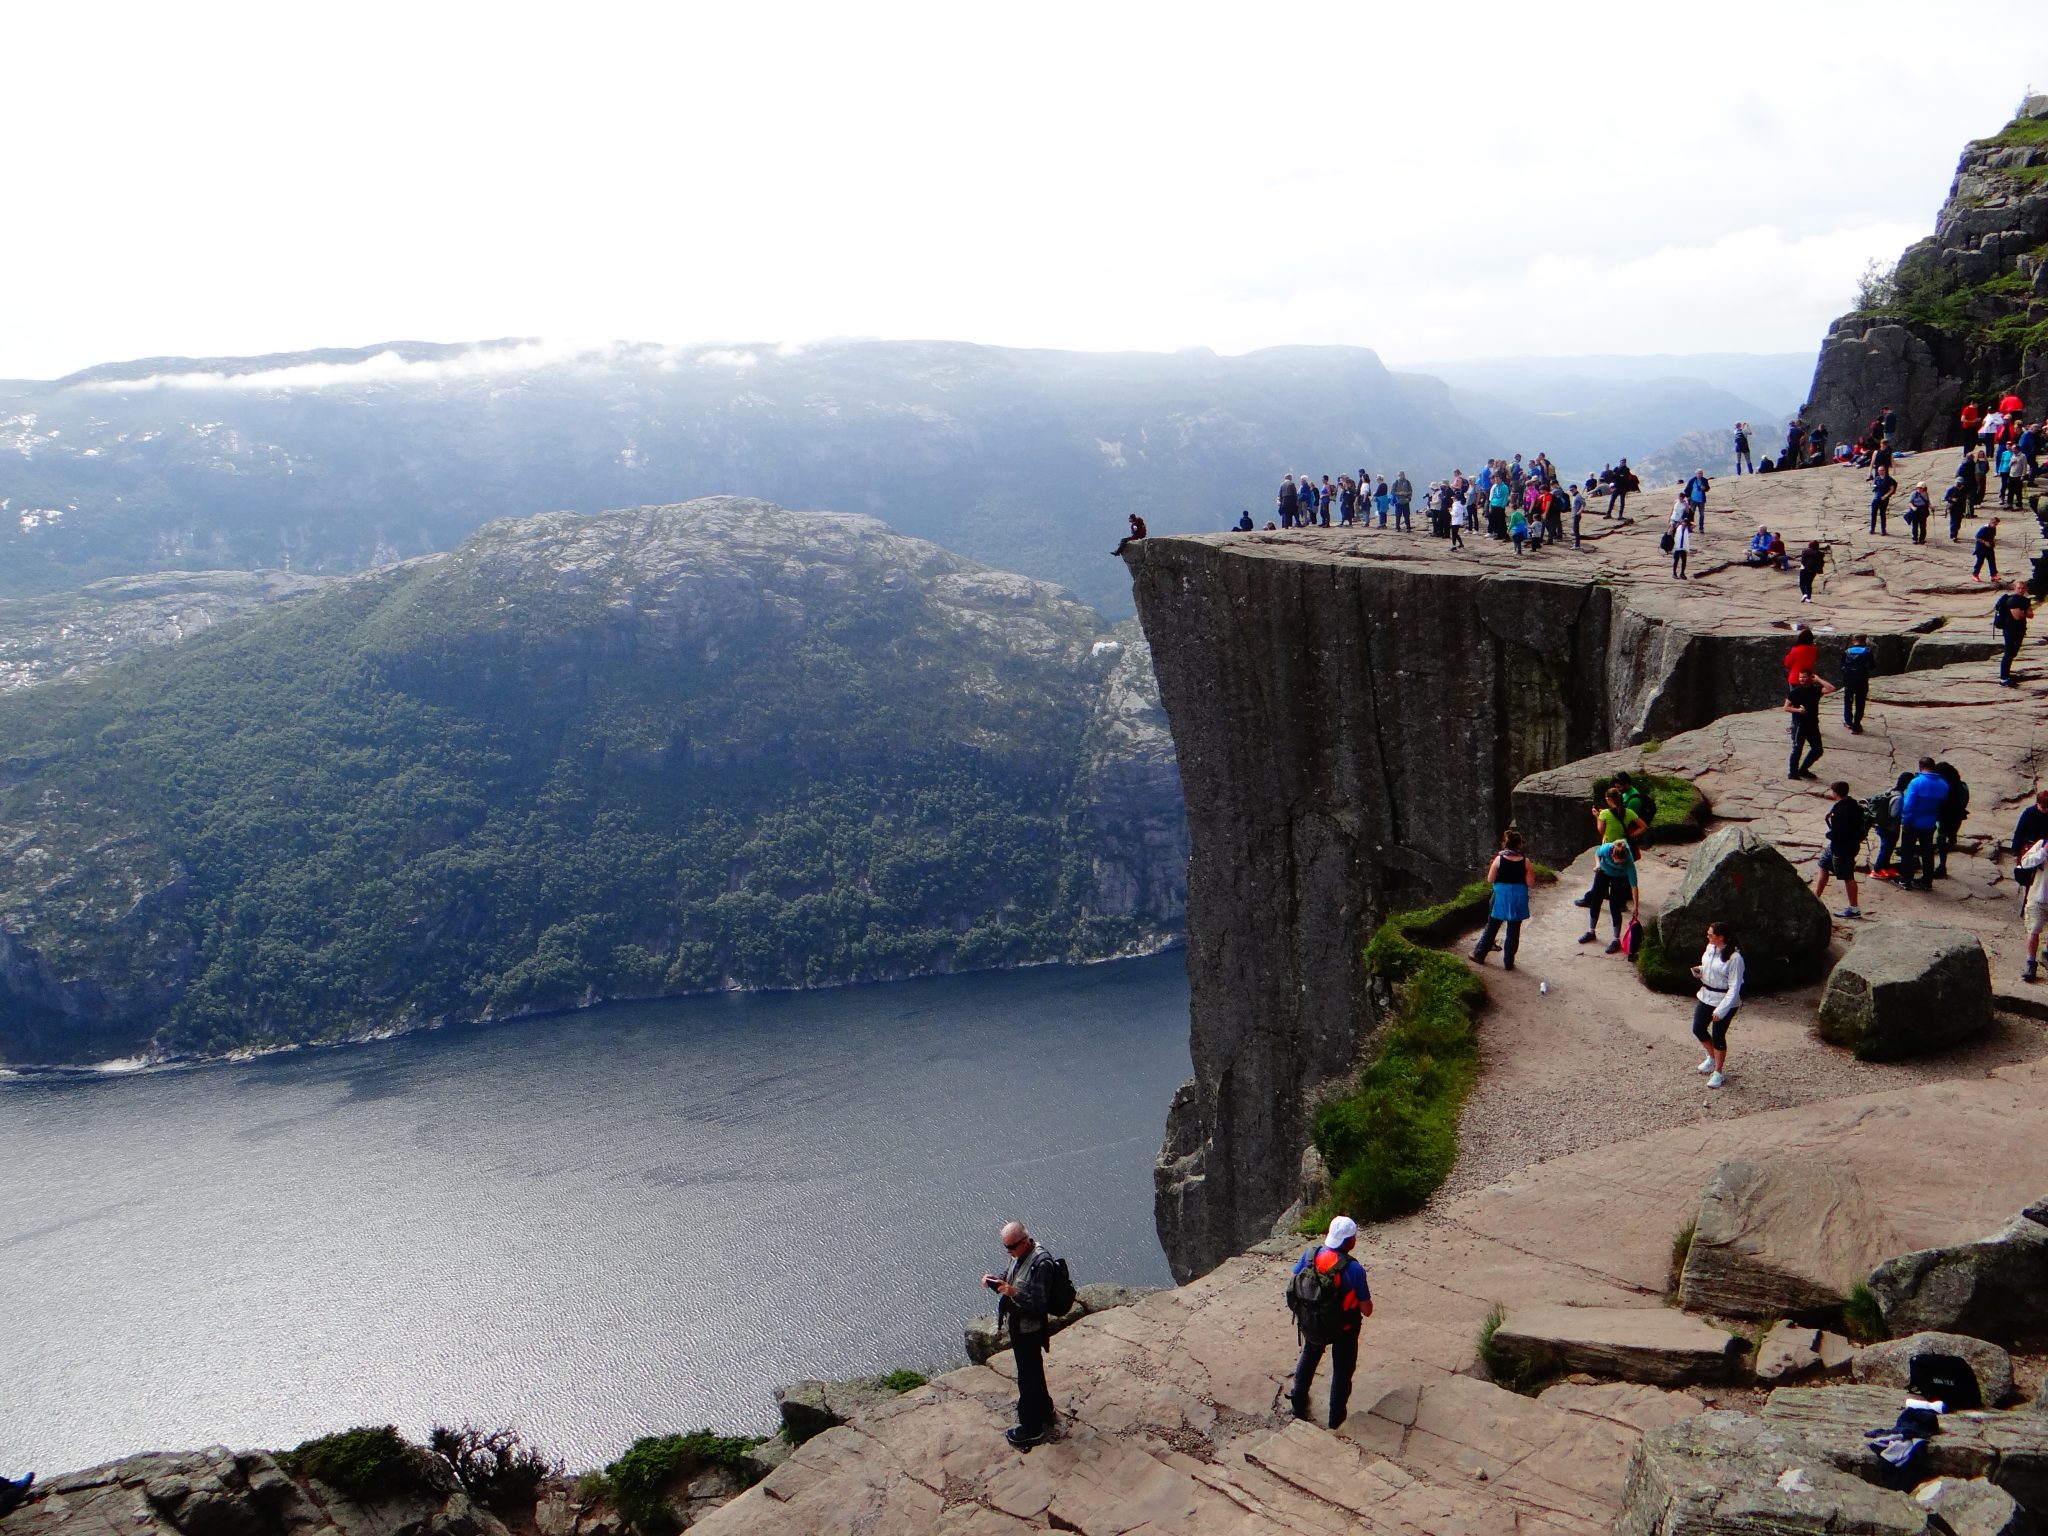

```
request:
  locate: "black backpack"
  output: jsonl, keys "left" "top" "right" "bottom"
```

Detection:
{"left": 1039, "top": 1253, "right": 1075, "bottom": 1317}
{"left": 1287, "top": 1256, "right": 1350, "bottom": 1345}
{"left": 1861, "top": 792, "right": 1897, "bottom": 834}
{"left": 1908, "top": 1352, "right": 1982, "bottom": 1410}
{"left": 1831, "top": 796, "right": 1868, "bottom": 846}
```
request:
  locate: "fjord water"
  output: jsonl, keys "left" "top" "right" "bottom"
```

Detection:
{"left": 0, "top": 954, "right": 1190, "bottom": 1475}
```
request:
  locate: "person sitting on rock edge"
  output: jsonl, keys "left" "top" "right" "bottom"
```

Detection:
{"left": 1287, "top": 1215, "right": 1373, "bottom": 1430}
{"left": 1112, "top": 513, "right": 1147, "bottom": 557}
{"left": 983, "top": 1221, "right": 1058, "bottom": 1449}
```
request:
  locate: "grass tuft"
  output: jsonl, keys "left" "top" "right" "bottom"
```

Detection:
{"left": 1842, "top": 1283, "right": 1888, "bottom": 1344}
{"left": 586, "top": 1432, "right": 766, "bottom": 1534}
{"left": 1668, "top": 1219, "right": 1698, "bottom": 1297}
{"left": 277, "top": 1426, "right": 435, "bottom": 1503}
{"left": 877, "top": 1370, "right": 928, "bottom": 1394}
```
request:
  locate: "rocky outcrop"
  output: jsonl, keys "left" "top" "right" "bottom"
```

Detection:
{"left": 1913, "top": 1476, "right": 2029, "bottom": 1535}
{"left": 1761, "top": 1385, "right": 2048, "bottom": 1510}
{"left": 1869, "top": 1211, "right": 2048, "bottom": 1345}
{"left": 1805, "top": 97, "right": 2048, "bottom": 448}
{"left": 0, "top": 1445, "right": 510, "bottom": 1536}
{"left": 1649, "top": 828, "right": 1834, "bottom": 992}
{"left": 1816, "top": 923, "right": 1993, "bottom": 1060}
{"left": 1487, "top": 1303, "right": 1750, "bottom": 1387}
{"left": 775, "top": 1376, "right": 924, "bottom": 1445}
{"left": 1678, "top": 1158, "right": 1899, "bottom": 1321}
{"left": 1854, "top": 1333, "right": 2017, "bottom": 1408}
{"left": 962, "top": 1281, "right": 1163, "bottom": 1363}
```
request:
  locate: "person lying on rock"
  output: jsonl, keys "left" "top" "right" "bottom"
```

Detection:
{"left": 1286, "top": 1215, "right": 1373, "bottom": 1429}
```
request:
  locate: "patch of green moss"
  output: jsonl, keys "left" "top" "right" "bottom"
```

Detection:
{"left": 1982, "top": 115, "right": 2048, "bottom": 148}
{"left": 589, "top": 1432, "right": 766, "bottom": 1534}
{"left": 277, "top": 1427, "right": 434, "bottom": 1502}
{"left": 877, "top": 1370, "right": 928, "bottom": 1394}
{"left": 1632, "top": 923, "right": 1695, "bottom": 995}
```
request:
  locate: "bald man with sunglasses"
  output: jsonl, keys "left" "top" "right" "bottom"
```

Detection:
{"left": 983, "top": 1220, "right": 1058, "bottom": 1448}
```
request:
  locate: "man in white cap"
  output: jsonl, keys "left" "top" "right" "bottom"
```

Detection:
{"left": 1285, "top": 1214, "right": 1373, "bottom": 1428}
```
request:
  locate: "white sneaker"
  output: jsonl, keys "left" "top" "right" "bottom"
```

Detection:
{"left": 1696, "top": 1057, "right": 1714, "bottom": 1073}
{"left": 1706, "top": 1071, "right": 1726, "bottom": 1089}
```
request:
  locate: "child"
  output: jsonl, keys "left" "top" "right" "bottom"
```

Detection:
{"left": 1509, "top": 504, "right": 1529, "bottom": 554}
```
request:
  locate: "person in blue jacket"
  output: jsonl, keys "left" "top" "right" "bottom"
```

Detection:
{"left": 1287, "top": 1214, "right": 1373, "bottom": 1429}
{"left": 1898, "top": 757, "right": 1950, "bottom": 891}
{"left": 1839, "top": 636, "right": 1875, "bottom": 733}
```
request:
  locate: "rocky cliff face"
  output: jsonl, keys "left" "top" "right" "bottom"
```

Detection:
{"left": 1805, "top": 97, "right": 2048, "bottom": 447}
{"left": 1126, "top": 533, "right": 1906, "bottom": 1280}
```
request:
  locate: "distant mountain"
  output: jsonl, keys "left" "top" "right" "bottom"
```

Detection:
{"left": 0, "top": 338, "right": 1496, "bottom": 618}
{"left": 1408, "top": 352, "right": 1810, "bottom": 481}
{"left": 0, "top": 500, "right": 1188, "bottom": 1065}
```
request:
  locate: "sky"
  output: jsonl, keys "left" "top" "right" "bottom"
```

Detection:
{"left": 3, "top": 1, "right": 2041, "bottom": 381}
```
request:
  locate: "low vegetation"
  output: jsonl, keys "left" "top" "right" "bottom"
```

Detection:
{"left": 1667, "top": 1218, "right": 1698, "bottom": 1297}
{"left": 276, "top": 1426, "right": 435, "bottom": 1502}
{"left": 1842, "top": 1282, "right": 1889, "bottom": 1344}
{"left": 877, "top": 1369, "right": 929, "bottom": 1393}
{"left": 428, "top": 1424, "right": 561, "bottom": 1515}
{"left": 583, "top": 1432, "right": 766, "bottom": 1534}
{"left": 1310, "top": 892, "right": 1490, "bottom": 1225}
{"left": 1474, "top": 1302, "right": 1552, "bottom": 1395}
{"left": 1592, "top": 772, "right": 1710, "bottom": 843}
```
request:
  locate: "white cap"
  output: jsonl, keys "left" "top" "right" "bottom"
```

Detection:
{"left": 1324, "top": 1215, "right": 1359, "bottom": 1249}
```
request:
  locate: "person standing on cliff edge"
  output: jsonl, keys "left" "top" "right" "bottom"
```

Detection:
{"left": 984, "top": 1221, "right": 1058, "bottom": 1448}
{"left": 1286, "top": 1215, "right": 1372, "bottom": 1429}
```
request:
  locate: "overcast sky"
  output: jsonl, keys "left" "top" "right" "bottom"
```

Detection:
{"left": 4, "top": 2, "right": 2040, "bottom": 381}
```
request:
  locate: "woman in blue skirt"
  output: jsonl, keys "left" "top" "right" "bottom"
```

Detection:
{"left": 1470, "top": 829, "right": 1532, "bottom": 971}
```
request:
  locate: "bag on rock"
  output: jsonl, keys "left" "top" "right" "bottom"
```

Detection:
{"left": 1908, "top": 1352, "right": 1982, "bottom": 1410}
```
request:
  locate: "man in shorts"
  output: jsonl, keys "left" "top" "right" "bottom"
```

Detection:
{"left": 2025, "top": 851, "right": 2048, "bottom": 983}
{"left": 1813, "top": 782, "right": 1866, "bottom": 919}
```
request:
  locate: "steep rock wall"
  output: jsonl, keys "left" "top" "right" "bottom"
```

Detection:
{"left": 1128, "top": 538, "right": 1891, "bottom": 1280}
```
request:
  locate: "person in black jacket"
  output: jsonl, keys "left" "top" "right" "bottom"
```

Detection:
{"left": 2011, "top": 787, "right": 2048, "bottom": 897}
{"left": 1278, "top": 475, "right": 1300, "bottom": 528}
{"left": 984, "top": 1221, "right": 1058, "bottom": 1448}
{"left": 1934, "top": 763, "right": 1970, "bottom": 879}
{"left": 1994, "top": 581, "right": 2032, "bottom": 686}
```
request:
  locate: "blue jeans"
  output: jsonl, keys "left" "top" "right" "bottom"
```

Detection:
{"left": 1291, "top": 1331, "right": 1358, "bottom": 1426}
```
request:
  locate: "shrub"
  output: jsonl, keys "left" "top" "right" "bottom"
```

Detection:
{"left": 590, "top": 1432, "right": 764, "bottom": 1534}
{"left": 1314, "top": 899, "right": 1488, "bottom": 1225}
{"left": 428, "top": 1424, "right": 561, "bottom": 1514}
{"left": 877, "top": 1370, "right": 928, "bottom": 1394}
{"left": 277, "top": 1426, "right": 434, "bottom": 1502}
{"left": 1842, "top": 1282, "right": 1888, "bottom": 1344}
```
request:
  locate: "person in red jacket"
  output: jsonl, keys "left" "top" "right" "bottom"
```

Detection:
{"left": 1961, "top": 401, "right": 1983, "bottom": 446}
{"left": 1784, "top": 625, "right": 1819, "bottom": 684}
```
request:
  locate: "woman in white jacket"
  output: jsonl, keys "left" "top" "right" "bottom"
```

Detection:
{"left": 1689, "top": 923, "right": 1744, "bottom": 1088}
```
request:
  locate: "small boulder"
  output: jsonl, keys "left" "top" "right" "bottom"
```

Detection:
{"left": 1616, "top": 1411, "right": 1931, "bottom": 1535}
{"left": 1679, "top": 1158, "right": 1899, "bottom": 1321}
{"left": 1816, "top": 923, "right": 1993, "bottom": 1059}
{"left": 1868, "top": 1215, "right": 2048, "bottom": 1346}
{"left": 1489, "top": 1304, "right": 1749, "bottom": 1387}
{"left": 1853, "top": 1333, "right": 2018, "bottom": 1407}
{"left": 775, "top": 1376, "right": 918, "bottom": 1445}
{"left": 1912, "top": 1477, "right": 2027, "bottom": 1536}
{"left": 1754, "top": 1322, "right": 1822, "bottom": 1384}
{"left": 963, "top": 1282, "right": 1163, "bottom": 1363}
{"left": 1652, "top": 827, "right": 1832, "bottom": 990}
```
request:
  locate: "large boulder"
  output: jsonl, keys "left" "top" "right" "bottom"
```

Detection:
{"left": 1679, "top": 1158, "right": 1900, "bottom": 1321}
{"left": 1868, "top": 1214, "right": 2048, "bottom": 1346}
{"left": 1761, "top": 1384, "right": 2048, "bottom": 1512}
{"left": 1646, "top": 827, "right": 1832, "bottom": 993}
{"left": 1815, "top": 923, "right": 1994, "bottom": 1060}
{"left": 1854, "top": 1333, "right": 2017, "bottom": 1408}
{"left": 1616, "top": 1410, "right": 1933, "bottom": 1535}
{"left": 1488, "top": 1303, "right": 1749, "bottom": 1387}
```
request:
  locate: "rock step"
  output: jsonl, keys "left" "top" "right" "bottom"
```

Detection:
{"left": 1490, "top": 1303, "right": 1751, "bottom": 1386}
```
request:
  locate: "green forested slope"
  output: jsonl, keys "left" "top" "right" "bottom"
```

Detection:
{"left": 0, "top": 500, "right": 1186, "bottom": 1064}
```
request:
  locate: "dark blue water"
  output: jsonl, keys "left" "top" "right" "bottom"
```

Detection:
{"left": 0, "top": 954, "right": 1190, "bottom": 1476}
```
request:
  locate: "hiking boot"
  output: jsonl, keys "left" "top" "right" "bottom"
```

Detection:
{"left": 1706, "top": 1071, "right": 1726, "bottom": 1089}
{"left": 1572, "top": 895, "right": 1594, "bottom": 909}
{"left": 1578, "top": 930, "right": 1597, "bottom": 944}
{"left": 2026, "top": 959, "right": 2039, "bottom": 983}
{"left": 1469, "top": 946, "right": 1489, "bottom": 963}
{"left": 1005, "top": 1426, "right": 1046, "bottom": 1450}
{"left": 1604, "top": 939, "right": 1621, "bottom": 954}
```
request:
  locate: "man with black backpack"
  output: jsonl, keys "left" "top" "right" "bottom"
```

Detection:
{"left": 1814, "top": 782, "right": 1867, "bottom": 919}
{"left": 984, "top": 1220, "right": 1073, "bottom": 1449}
{"left": 1286, "top": 1214, "right": 1373, "bottom": 1429}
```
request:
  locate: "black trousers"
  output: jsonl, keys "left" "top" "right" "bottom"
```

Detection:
{"left": 1585, "top": 871, "right": 1628, "bottom": 936}
{"left": 1789, "top": 719, "right": 1823, "bottom": 776}
{"left": 1012, "top": 1332, "right": 1053, "bottom": 1434}
{"left": 2003, "top": 626, "right": 2026, "bottom": 680}
{"left": 1843, "top": 679, "right": 1868, "bottom": 726}
{"left": 1291, "top": 1331, "right": 1359, "bottom": 1426}
{"left": 1900, "top": 824, "right": 1937, "bottom": 887}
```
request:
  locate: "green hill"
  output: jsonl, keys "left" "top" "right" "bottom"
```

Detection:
{"left": 0, "top": 500, "right": 1186, "bottom": 1065}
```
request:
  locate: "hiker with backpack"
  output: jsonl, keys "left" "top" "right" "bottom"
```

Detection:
{"left": 1286, "top": 1214, "right": 1373, "bottom": 1429}
{"left": 1868, "top": 773, "right": 1910, "bottom": 882}
{"left": 983, "top": 1220, "right": 1073, "bottom": 1449}
{"left": 1839, "top": 636, "right": 1874, "bottom": 733}
{"left": 1813, "top": 782, "right": 1867, "bottom": 919}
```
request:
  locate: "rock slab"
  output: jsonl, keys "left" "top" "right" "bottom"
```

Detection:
{"left": 775, "top": 1376, "right": 920, "bottom": 1445}
{"left": 1655, "top": 826, "right": 1832, "bottom": 984}
{"left": 1816, "top": 923, "right": 1994, "bottom": 1060}
{"left": 1854, "top": 1332, "right": 2017, "bottom": 1408}
{"left": 1490, "top": 1303, "right": 1750, "bottom": 1387}
{"left": 1761, "top": 1384, "right": 2048, "bottom": 1513}
{"left": 1679, "top": 1157, "right": 1900, "bottom": 1321}
{"left": 1616, "top": 1410, "right": 1933, "bottom": 1535}
{"left": 1912, "top": 1476, "right": 2028, "bottom": 1535}
{"left": 963, "top": 1281, "right": 1163, "bottom": 1363}
{"left": 1868, "top": 1214, "right": 2048, "bottom": 1346}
